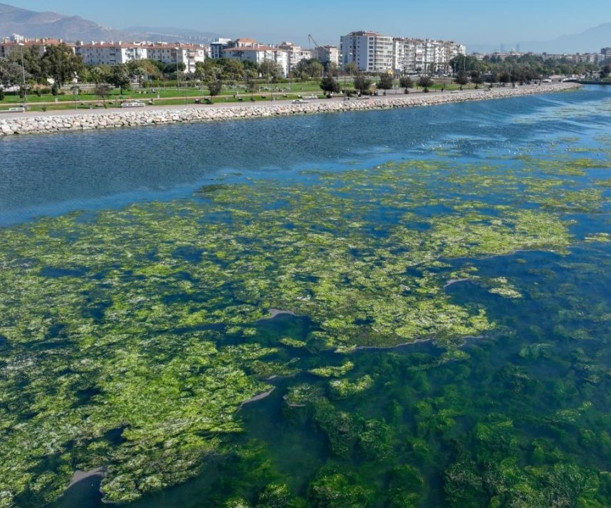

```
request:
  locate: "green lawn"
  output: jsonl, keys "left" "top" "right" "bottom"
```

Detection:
{"left": 0, "top": 81, "right": 330, "bottom": 111}
{"left": 0, "top": 79, "right": 489, "bottom": 112}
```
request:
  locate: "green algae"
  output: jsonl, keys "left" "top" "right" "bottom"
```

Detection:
{"left": 1, "top": 141, "right": 610, "bottom": 505}
{"left": 308, "top": 362, "right": 354, "bottom": 378}
{"left": 585, "top": 232, "right": 611, "bottom": 243}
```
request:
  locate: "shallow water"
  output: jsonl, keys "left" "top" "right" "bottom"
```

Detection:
{"left": 0, "top": 85, "right": 610, "bottom": 507}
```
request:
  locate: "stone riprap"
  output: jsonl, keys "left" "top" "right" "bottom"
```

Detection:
{"left": 0, "top": 83, "right": 580, "bottom": 137}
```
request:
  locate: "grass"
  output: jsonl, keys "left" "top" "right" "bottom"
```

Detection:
{"left": 0, "top": 80, "right": 495, "bottom": 113}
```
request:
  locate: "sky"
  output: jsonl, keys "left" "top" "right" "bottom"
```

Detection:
{"left": 9, "top": 0, "right": 611, "bottom": 47}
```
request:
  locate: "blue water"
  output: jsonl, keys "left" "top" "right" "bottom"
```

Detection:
{"left": 2, "top": 86, "right": 609, "bottom": 226}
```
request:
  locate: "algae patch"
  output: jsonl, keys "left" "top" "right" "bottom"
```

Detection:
{"left": 0, "top": 143, "right": 606, "bottom": 505}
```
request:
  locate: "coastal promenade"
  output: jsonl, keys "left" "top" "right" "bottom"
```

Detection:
{"left": 0, "top": 83, "right": 580, "bottom": 137}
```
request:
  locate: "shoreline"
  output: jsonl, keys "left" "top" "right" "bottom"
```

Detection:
{"left": 0, "top": 83, "right": 580, "bottom": 137}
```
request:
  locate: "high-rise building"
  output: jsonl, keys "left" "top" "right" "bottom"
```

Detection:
{"left": 340, "top": 31, "right": 394, "bottom": 73}
{"left": 341, "top": 30, "right": 465, "bottom": 74}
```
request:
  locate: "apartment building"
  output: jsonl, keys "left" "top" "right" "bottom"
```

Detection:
{"left": 278, "top": 42, "right": 314, "bottom": 73}
{"left": 314, "top": 45, "right": 340, "bottom": 67}
{"left": 342, "top": 30, "right": 465, "bottom": 74}
{"left": 0, "top": 36, "right": 61, "bottom": 59}
{"left": 74, "top": 42, "right": 147, "bottom": 66}
{"left": 340, "top": 31, "right": 394, "bottom": 73}
{"left": 147, "top": 44, "right": 206, "bottom": 74}
{"left": 215, "top": 38, "right": 290, "bottom": 76}
{"left": 209, "top": 38, "right": 232, "bottom": 59}
{"left": 223, "top": 45, "right": 289, "bottom": 76}
{"left": 74, "top": 42, "right": 205, "bottom": 73}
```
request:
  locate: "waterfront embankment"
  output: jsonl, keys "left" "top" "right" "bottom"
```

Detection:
{"left": 0, "top": 83, "right": 580, "bottom": 137}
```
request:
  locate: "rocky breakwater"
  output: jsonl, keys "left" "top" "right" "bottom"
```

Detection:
{"left": 0, "top": 83, "right": 580, "bottom": 137}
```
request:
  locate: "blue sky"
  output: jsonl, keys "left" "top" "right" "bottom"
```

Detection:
{"left": 10, "top": 0, "right": 611, "bottom": 47}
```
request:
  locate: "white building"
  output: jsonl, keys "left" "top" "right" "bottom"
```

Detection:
{"left": 74, "top": 42, "right": 147, "bottom": 66}
{"left": 217, "top": 38, "right": 289, "bottom": 76}
{"left": 1, "top": 37, "right": 62, "bottom": 59}
{"left": 340, "top": 31, "right": 394, "bottom": 73}
{"left": 278, "top": 42, "right": 314, "bottom": 73}
{"left": 74, "top": 42, "right": 205, "bottom": 73}
{"left": 314, "top": 45, "right": 340, "bottom": 67}
{"left": 223, "top": 46, "right": 289, "bottom": 76}
{"left": 147, "top": 44, "right": 206, "bottom": 74}
{"left": 393, "top": 38, "right": 465, "bottom": 75}
{"left": 341, "top": 30, "right": 465, "bottom": 75}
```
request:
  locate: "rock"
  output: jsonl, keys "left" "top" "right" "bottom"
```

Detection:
{"left": 0, "top": 83, "right": 580, "bottom": 137}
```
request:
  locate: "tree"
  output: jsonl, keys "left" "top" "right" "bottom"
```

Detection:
{"left": 353, "top": 75, "right": 372, "bottom": 94}
{"left": 258, "top": 61, "right": 283, "bottom": 82}
{"left": 0, "top": 88, "right": 4, "bottom": 101}
{"left": 107, "top": 64, "right": 131, "bottom": 94}
{"left": 94, "top": 84, "right": 111, "bottom": 103}
{"left": 320, "top": 75, "right": 340, "bottom": 94}
{"left": 195, "top": 60, "right": 222, "bottom": 82}
{"left": 485, "top": 72, "right": 499, "bottom": 84}
{"left": 0, "top": 58, "right": 29, "bottom": 87}
{"left": 41, "top": 43, "right": 83, "bottom": 87}
{"left": 88, "top": 66, "right": 106, "bottom": 84}
{"left": 344, "top": 62, "right": 358, "bottom": 76}
{"left": 499, "top": 72, "right": 511, "bottom": 86}
{"left": 601, "top": 64, "right": 610, "bottom": 79}
{"left": 293, "top": 59, "right": 324, "bottom": 79}
{"left": 207, "top": 79, "right": 223, "bottom": 96}
{"left": 399, "top": 76, "right": 413, "bottom": 90}
{"left": 471, "top": 71, "right": 484, "bottom": 88}
{"left": 126, "top": 59, "right": 162, "bottom": 82}
{"left": 449, "top": 55, "right": 481, "bottom": 74}
{"left": 454, "top": 71, "right": 469, "bottom": 86}
{"left": 377, "top": 73, "right": 394, "bottom": 91}
{"left": 418, "top": 76, "right": 434, "bottom": 91}
{"left": 163, "top": 62, "right": 185, "bottom": 79}
{"left": 218, "top": 59, "right": 244, "bottom": 84}
{"left": 325, "top": 62, "right": 339, "bottom": 77}
{"left": 245, "top": 75, "right": 258, "bottom": 93}
{"left": 8, "top": 45, "right": 43, "bottom": 82}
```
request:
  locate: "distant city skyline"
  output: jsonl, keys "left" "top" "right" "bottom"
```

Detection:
{"left": 9, "top": 0, "right": 611, "bottom": 48}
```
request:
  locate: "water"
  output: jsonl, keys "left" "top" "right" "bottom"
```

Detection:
{"left": 0, "top": 86, "right": 610, "bottom": 507}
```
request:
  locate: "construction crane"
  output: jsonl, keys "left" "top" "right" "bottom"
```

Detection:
{"left": 308, "top": 34, "right": 321, "bottom": 50}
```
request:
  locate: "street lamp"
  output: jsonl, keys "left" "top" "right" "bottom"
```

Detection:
{"left": 18, "top": 43, "right": 27, "bottom": 108}
{"left": 175, "top": 46, "right": 189, "bottom": 105}
{"left": 175, "top": 46, "right": 180, "bottom": 104}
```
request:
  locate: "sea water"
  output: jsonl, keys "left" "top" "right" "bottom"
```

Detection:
{"left": 0, "top": 85, "right": 609, "bottom": 507}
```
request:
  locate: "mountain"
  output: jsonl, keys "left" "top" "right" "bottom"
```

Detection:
{"left": 0, "top": 2, "right": 125, "bottom": 41}
{"left": 124, "top": 26, "right": 220, "bottom": 44}
{"left": 521, "top": 22, "right": 611, "bottom": 54}
{"left": 0, "top": 3, "right": 220, "bottom": 43}
{"left": 469, "top": 22, "right": 611, "bottom": 55}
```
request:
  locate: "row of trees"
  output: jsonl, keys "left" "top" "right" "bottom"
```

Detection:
{"left": 319, "top": 73, "right": 434, "bottom": 96}
{"left": 0, "top": 43, "right": 83, "bottom": 90}
{"left": 449, "top": 53, "right": 607, "bottom": 85}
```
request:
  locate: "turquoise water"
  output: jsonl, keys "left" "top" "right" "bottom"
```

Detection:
{"left": 0, "top": 86, "right": 610, "bottom": 507}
